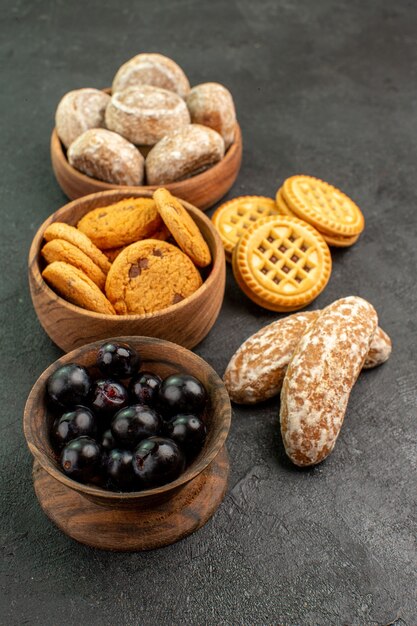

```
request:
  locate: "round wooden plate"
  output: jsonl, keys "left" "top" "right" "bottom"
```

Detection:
{"left": 33, "top": 447, "right": 229, "bottom": 551}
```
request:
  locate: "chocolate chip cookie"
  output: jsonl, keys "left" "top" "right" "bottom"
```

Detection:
{"left": 105, "top": 240, "right": 202, "bottom": 314}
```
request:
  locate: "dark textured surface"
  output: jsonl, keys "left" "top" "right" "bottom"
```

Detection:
{"left": 1, "top": 1, "right": 416, "bottom": 624}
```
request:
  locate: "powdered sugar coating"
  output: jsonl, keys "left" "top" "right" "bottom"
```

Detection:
{"left": 280, "top": 296, "right": 378, "bottom": 466}
{"left": 105, "top": 85, "right": 190, "bottom": 146}
{"left": 224, "top": 312, "right": 317, "bottom": 403}
{"left": 146, "top": 124, "right": 225, "bottom": 185}
{"left": 112, "top": 53, "right": 190, "bottom": 98}
{"left": 55, "top": 88, "right": 111, "bottom": 149}
{"left": 68, "top": 128, "right": 144, "bottom": 186}
{"left": 224, "top": 312, "right": 391, "bottom": 404}
{"left": 363, "top": 326, "right": 392, "bottom": 368}
{"left": 186, "top": 82, "right": 236, "bottom": 149}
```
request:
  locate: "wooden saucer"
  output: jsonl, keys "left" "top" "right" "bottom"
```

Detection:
{"left": 33, "top": 447, "right": 229, "bottom": 551}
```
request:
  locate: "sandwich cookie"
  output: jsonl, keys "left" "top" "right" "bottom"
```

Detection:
{"left": 212, "top": 196, "right": 278, "bottom": 261}
{"left": 275, "top": 186, "right": 360, "bottom": 247}
{"left": 232, "top": 215, "right": 332, "bottom": 312}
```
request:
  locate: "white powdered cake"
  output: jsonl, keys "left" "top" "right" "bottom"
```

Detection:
{"left": 223, "top": 313, "right": 391, "bottom": 405}
{"left": 112, "top": 53, "right": 190, "bottom": 98}
{"left": 186, "top": 82, "right": 236, "bottom": 149}
{"left": 68, "top": 128, "right": 145, "bottom": 186}
{"left": 105, "top": 85, "right": 190, "bottom": 146}
{"left": 55, "top": 88, "right": 111, "bottom": 149}
{"left": 146, "top": 124, "right": 225, "bottom": 185}
{"left": 280, "top": 296, "right": 378, "bottom": 467}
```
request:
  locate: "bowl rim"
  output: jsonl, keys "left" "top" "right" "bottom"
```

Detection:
{"left": 51, "top": 121, "right": 242, "bottom": 193}
{"left": 23, "top": 335, "right": 232, "bottom": 500}
{"left": 28, "top": 189, "right": 225, "bottom": 321}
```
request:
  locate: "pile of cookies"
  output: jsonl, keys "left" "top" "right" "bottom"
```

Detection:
{"left": 41, "top": 189, "right": 211, "bottom": 315}
{"left": 212, "top": 175, "right": 365, "bottom": 312}
{"left": 55, "top": 53, "right": 237, "bottom": 187}
{"left": 223, "top": 296, "right": 392, "bottom": 466}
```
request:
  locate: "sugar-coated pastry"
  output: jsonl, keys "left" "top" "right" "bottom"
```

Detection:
{"left": 55, "top": 88, "right": 111, "bottom": 149}
{"left": 186, "top": 82, "right": 236, "bottom": 149}
{"left": 112, "top": 53, "right": 190, "bottom": 98}
{"left": 105, "top": 86, "right": 190, "bottom": 146}
{"left": 223, "top": 314, "right": 392, "bottom": 405}
{"left": 146, "top": 124, "right": 225, "bottom": 185}
{"left": 67, "top": 128, "right": 144, "bottom": 186}
{"left": 280, "top": 297, "right": 378, "bottom": 466}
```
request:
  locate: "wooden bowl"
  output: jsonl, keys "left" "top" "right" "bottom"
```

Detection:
{"left": 28, "top": 189, "right": 225, "bottom": 352}
{"left": 51, "top": 121, "right": 242, "bottom": 210}
{"left": 23, "top": 336, "right": 231, "bottom": 551}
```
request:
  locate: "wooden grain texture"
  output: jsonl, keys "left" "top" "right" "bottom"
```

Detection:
{"left": 32, "top": 447, "right": 229, "bottom": 551}
{"left": 23, "top": 336, "right": 231, "bottom": 508}
{"left": 50, "top": 123, "right": 242, "bottom": 210}
{"left": 28, "top": 190, "right": 226, "bottom": 352}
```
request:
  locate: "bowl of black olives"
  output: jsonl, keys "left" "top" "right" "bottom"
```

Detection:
{"left": 23, "top": 337, "right": 231, "bottom": 550}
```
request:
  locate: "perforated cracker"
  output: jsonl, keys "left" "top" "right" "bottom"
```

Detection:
{"left": 283, "top": 175, "right": 365, "bottom": 237}
{"left": 212, "top": 196, "right": 278, "bottom": 259}
{"left": 233, "top": 215, "right": 332, "bottom": 311}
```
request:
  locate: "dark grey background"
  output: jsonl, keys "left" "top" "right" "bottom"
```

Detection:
{"left": 1, "top": 1, "right": 416, "bottom": 624}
